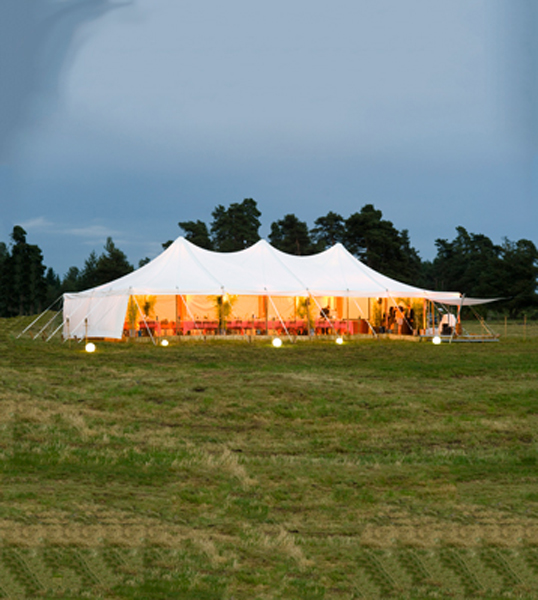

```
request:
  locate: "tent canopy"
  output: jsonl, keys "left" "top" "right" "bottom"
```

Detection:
{"left": 63, "top": 237, "right": 498, "bottom": 339}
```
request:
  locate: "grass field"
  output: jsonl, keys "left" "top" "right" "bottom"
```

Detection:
{"left": 1, "top": 317, "right": 538, "bottom": 599}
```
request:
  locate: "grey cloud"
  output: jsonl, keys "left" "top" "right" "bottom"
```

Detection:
{"left": 0, "top": 0, "right": 132, "bottom": 161}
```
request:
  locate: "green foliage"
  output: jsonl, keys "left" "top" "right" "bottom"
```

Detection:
{"left": 431, "top": 227, "right": 538, "bottom": 317}
{"left": 141, "top": 295, "right": 157, "bottom": 318}
{"left": 177, "top": 198, "right": 263, "bottom": 253}
{"left": 210, "top": 198, "right": 261, "bottom": 251}
{"left": 126, "top": 297, "right": 139, "bottom": 329}
{"left": 60, "top": 238, "right": 134, "bottom": 293}
{"left": 344, "top": 204, "right": 420, "bottom": 282}
{"left": 269, "top": 213, "right": 314, "bottom": 255}
{"left": 79, "top": 250, "right": 100, "bottom": 289}
{"left": 212, "top": 294, "right": 236, "bottom": 332}
{"left": 138, "top": 257, "right": 151, "bottom": 267}
{"left": 45, "top": 267, "right": 61, "bottom": 307}
{"left": 60, "top": 266, "right": 81, "bottom": 293}
{"left": 0, "top": 226, "right": 47, "bottom": 316}
{"left": 178, "top": 219, "right": 213, "bottom": 250}
{"left": 93, "top": 237, "right": 133, "bottom": 285}
{"left": 310, "top": 211, "right": 346, "bottom": 250}
{"left": 499, "top": 238, "right": 538, "bottom": 317}
{"left": 295, "top": 297, "right": 314, "bottom": 330}
{"left": 0, "top": 240, "right": 7, "bottom": 265}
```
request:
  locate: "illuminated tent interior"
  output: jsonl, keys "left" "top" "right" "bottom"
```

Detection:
{"left": 62, "top": 237, "right": 497, "bottom": 340}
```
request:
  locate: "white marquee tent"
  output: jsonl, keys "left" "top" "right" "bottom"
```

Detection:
{"left": 62, "top": 237, "right": 496, "bottom": 340}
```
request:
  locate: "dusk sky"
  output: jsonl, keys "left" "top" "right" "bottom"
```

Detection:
{"left": 1, "top": 0, "right": 537, "bottom": 276}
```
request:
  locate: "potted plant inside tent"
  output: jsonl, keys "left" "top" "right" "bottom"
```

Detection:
{"left": 213, "top": 294, "right": 236, "bottom": 335}
{"left": 297, "top": 297, "right": 314, "bottom": 336}
{"left": 142, "top": 296, "right": 156, "bottom": 320}
{"left": 127, "top": 296, "right": 138, "bottom": 338}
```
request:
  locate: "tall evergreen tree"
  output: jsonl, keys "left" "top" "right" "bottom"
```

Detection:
{"left": 0, "top": 242, "right": 7, "bottom": 266}
{"left": 433, "top": 229, "right": 538, "bottom": 317}
{"left": 499, "top": 238, "right": 538, "bottom": 317}
{"left": 344, "top": 204, "right": 420, "bottom": 282}
{"left": 93, "top": 238, "right": 133, "bottom": 286}
{"left": 210, "top": 198, "right": 261, "bottom": 251}
{"left": 432, "top": 227, "right": 502, "bottom": 297}
{"left": 61, "top": 266, "right": 82, "bottom": 294}
{"left": 45, "top": 267, "right": 61, "bottom": 307}
{"left": 79, "top": 250, "right": 100, "bottom": 290}
{"left": 269, "top": 214, "right": 314, "bottom": 255}
{"left": 0, "top": 226, "right": 47, "bottom": 316}
{"left": 310, "top": 211, "right": 346, "bottom": 250}
{"left": 178, "top": 220, "right": 213, "bottom": 250}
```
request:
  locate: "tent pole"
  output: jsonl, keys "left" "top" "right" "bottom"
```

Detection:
{"left": 267, "top": 294, "right": 292, "bottom": 342}
{"left": 33, "top": 309, "right": 62, "bottom": 340}
{"left": 16, "top": 295, "right": 63, "bottom": 339}
{"left": 469, "top": 305, "right": 498, "bottom": 338}
{"left": 387, "top": 293, "right": 413, "bottom": 335}
{"left": 228, "top": 299, "right": 246, "bottom": 341}
{"left": 346, "top": 292, "right": 350, "bottom": 336}
{"left": 450, "top": 294, "right": 466, "bottom": 343}
{"left": 422, "top": 298, "right": 426, "bottom": 334}
{"left": 134, "top": 296, "right": 156, "bottom": 346}
{"left": 180, "top": 294, "right": 204, "bottom": 337}
{"left": 309, "top": 293, "right": 336, "bottom": 337}
{"left": 46, "top": 321, "right": 64, "bottom": 342}
{"left": 264, "top": 296, "right": 269, "bottom": 335}
{"left": 351, "top": 298, "right": 378, "bottom": 339}
{"left": 65, "top": 294, "right": 107, "bottom": 341}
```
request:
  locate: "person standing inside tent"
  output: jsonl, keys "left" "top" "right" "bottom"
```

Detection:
{"left": 319, "top": 305, "right": 331, "bottom": 334}
{"left": 388, "top": 306, "right": 395, "bottom": 333}
{"left": 406, "top": 305, "right": 415, "bottom": 333}
{"left": 396, "top": 306, "right": 405, "bottom": 334}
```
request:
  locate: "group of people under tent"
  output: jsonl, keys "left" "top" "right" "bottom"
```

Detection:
{"left": 316, "top": 303, "right": 416, "bottom": 336}
{"left": 382, "top": 305, "right": 416, "bottom": 335}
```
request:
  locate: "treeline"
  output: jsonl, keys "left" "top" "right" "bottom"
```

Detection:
{"left": 1, "top": 200, "right": 537, "bottom": 318}
{"left": 0, "top": 228, "right": 133, "bottom": 318}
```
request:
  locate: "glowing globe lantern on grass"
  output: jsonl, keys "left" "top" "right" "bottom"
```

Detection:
{"left": 85, "top": 342, "right": 96, "bottom": 353}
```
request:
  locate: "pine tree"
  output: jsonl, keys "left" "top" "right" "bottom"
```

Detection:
{"left": 311, "top": 211, "right": 346, "bottom": 250}
{"left": 210, "top": 198, "right": 261, "bottom": 251}
{"left": 269, "top": 214, "right": 314, "bottom": 255}
{"left": 0, "top": 226, "right": 47, "bottom": 316}
{"left": 178, "top": 220, "right": 213, "bottom": 250}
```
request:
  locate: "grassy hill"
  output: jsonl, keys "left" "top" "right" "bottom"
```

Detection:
{"left": 1, "top": 317, "right": 538, "bottom": 598}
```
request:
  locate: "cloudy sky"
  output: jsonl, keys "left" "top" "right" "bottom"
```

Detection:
{"left": 1, "top": 0, "right": 537, "bottom": 275}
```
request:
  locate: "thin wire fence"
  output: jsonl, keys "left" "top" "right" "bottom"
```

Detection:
{"left": 462, "top": 317, "right": 538, "bottom": 340}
